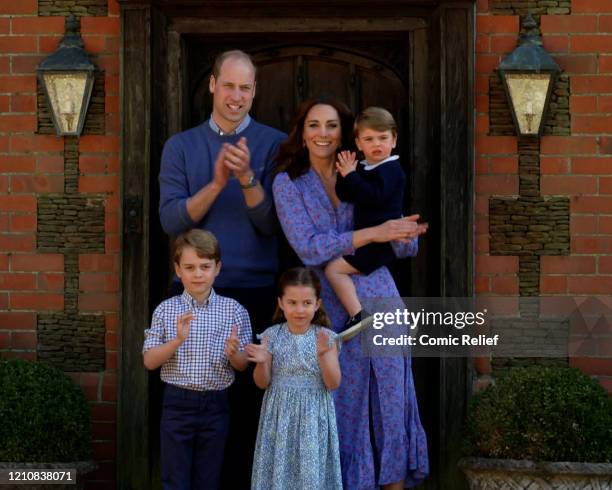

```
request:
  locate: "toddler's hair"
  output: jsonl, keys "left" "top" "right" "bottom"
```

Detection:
{"left": 173, "top": 229, "right": 221, "bottom": 264}
{"left": 354, "top": 106, "right": 397, "bottom": 137}
{"left": 272, "top": 267, "right": 331, "bottom": 327}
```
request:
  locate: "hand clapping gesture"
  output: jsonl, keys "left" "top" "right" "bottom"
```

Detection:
{"left": 212, "top": 146, "right": 232, "bottom": 188}
{"left": 245, "top": 336, "right": 271, "bottom": 364}
{"left": 224, "top": 326, "right": 240, "bottom": 359}
{"left": 176, "top": 311, "right": 193, "bottom": 343}
{"left": 336, "top": 150, "right": 358, "bottom": 177}
{"left": 316, "top": 329, "right": 335, "bottom": 357}
{"left": 377, "top": 214, "right": 429, "bottom": 243}
{"left": 223, "top": 137, "right": 252, "bottom": 182}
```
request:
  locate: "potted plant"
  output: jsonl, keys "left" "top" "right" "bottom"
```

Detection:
{"left": 0, "top": 359, "right": 96, "bottom": 489}
{"left": 459, "top": 366, "right": 612, "bottom": 489}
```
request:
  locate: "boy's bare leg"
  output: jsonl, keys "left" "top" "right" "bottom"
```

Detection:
{"left": 325, "top": 257, "right": 362, "bottom": 318}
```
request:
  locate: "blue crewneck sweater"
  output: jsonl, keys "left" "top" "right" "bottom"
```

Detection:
{"left": 159, "top": 119, "right": 286, "bottom": 288}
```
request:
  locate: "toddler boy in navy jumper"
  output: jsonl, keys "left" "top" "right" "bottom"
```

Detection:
{"left": 143, "top": 229, "right": 251, "bottom": 490}
{"left": 328, "top": 107, "right": 424, "bottom": 331}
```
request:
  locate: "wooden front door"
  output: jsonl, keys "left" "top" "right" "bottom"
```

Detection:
{"left": 119, "top": 3, "right": 474, "bottom": 489}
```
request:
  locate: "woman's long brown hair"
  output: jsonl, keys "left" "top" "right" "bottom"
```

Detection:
{"left": 272, "top": 267, "right": 331, "bottom": 327}
{"left": 274, "top": 95, "right": 355, "bottom": 180}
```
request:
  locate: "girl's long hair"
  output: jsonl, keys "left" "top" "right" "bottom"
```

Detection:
{"left": 272, "top": 267, "right": 331, "bottom": 327}
{"left": 273, "top": 95, "right": 355, "bottom": 180}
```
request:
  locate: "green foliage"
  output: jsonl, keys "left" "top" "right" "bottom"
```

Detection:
{"left": 0, "top": 359, "right": 92, "bottom": 462}
{"left": 464, "top": 366, "right": 612, "bottom": 462}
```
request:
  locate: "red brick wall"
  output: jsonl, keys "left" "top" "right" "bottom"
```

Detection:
{"left": 0, "top": 1, "right": 120, "bottom": 488}
{"left": 475, "top": 0, "right": 612, "bottom": 392}
{"left": 1, "top": 0, "right": 611, "bottom": 486}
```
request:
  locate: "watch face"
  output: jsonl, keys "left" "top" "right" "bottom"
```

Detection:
{"left": 241, "top": 175, "right": 257, "bottom": 188}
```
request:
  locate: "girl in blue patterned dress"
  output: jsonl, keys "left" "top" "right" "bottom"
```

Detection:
{"left": 246, "top": 267, "right": 343, "bottom": 490}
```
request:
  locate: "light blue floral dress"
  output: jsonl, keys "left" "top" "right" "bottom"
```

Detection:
{"left": 251, "top": 323, "right": 342, "bottom": 490}
{"left": 273, "top": 170, "right": 429, "bottom": 488}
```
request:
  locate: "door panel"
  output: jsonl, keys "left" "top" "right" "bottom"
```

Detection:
{"left": 253, "top": 59, "right": 296, "bottom": 131}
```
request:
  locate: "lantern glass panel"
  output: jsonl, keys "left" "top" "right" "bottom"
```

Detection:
{"left": 505, "top": 73, "right": 551, "bottom": 135}
{"left": 42, "top": 72, "right": 89, "bottom": 135}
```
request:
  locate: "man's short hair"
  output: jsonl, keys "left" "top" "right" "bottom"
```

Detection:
{"left": 173, "top": 229, "right": 221, "bottom": 264}
{"left": 212, "top": 50, "right": 257, "bottom": 80}
{"left": 354, "top": 107, "right": 397, "bottom": 136}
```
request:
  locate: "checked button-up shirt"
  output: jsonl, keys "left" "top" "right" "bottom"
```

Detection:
{"left": 143, "top": 289, "right": 252, "bottom": 391}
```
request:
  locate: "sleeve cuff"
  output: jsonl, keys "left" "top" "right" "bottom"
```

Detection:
{"left": 340, "top": 231, "right": 355, "bottom": 257}
{"left": 177, "top": 198, "right": 196, "bottom": 230}
{"left": 246, "top": 194, "right": 272, "bottom": 219}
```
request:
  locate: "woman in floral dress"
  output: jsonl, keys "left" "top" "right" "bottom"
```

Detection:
{"left": 272, "top": 96, "right": 429, "bottom": 489}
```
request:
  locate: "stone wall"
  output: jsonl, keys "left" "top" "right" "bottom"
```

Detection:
{"left": 39, "top": 0, "right": 107, "bottom": 17}
{"left": 491, "top": 0, "right": 571, "bottom": 16}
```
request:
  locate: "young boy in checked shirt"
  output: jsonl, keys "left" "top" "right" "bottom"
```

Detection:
{"left": 143, "top": 229, "right": 251, "bottom": 490}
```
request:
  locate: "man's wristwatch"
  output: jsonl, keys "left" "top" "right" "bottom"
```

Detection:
{"left": 239, "top": 173, "right": 258, "bottom": 189}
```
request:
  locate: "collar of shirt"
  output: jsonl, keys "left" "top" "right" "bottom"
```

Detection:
{"left": 208, "top": 114, "right": 251, "bottom": 136}
{"left": 181, "top": 288, "right": 217, "bottom": 310}
{"left": 360, "top": 154, "right": 400, "bottom": 171}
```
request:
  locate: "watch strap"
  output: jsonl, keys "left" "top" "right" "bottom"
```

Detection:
{"left": 239, "top": 173, "right": 258, "bottom": 189}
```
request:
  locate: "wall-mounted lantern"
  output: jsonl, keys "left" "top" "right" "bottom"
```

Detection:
{"left": 36, "top": 14, "right": 96, "bottom": 137}
{"left": 497, "top": 14, "right": 561, "bottom": 137}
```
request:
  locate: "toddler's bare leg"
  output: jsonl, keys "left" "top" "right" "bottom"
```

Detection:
{"left": 325, "top": 257, "right": 362, "bottom": 317}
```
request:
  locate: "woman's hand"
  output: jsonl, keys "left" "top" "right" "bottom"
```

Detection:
{"left": 374, "top": 215, "right": 428, "bottom": 243}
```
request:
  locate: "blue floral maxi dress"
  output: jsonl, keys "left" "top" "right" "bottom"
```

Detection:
{"left": 251, "top": 323, "right": 342, "bottom": 490}
{"left": 273, "top": 169, "right": 429, "bottom": 489}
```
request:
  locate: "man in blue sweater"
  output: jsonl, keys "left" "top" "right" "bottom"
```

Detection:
{"left": 158, "top": 49, "right": 286, "bottom": 489}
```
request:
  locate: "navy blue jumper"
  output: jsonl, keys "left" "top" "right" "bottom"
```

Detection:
{"left": 159, "top": 118, "right": 286, "bottom": 289}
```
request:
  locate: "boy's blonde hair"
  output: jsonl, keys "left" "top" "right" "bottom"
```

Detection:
{"left": 173, "top": 229, "right": 221, "bottom": 264}
{"left": 354, "top": 106, "right": 397, "bottom": 137}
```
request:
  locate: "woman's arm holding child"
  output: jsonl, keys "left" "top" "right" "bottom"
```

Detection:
{"left": 143, "top": 311, "right": 192, "bottom": 370}
{"left": 245, "top": 337, "right": 272, "bottom": 389}
{"left": 316, "top": 330, "right": 341, "bottom": 390}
